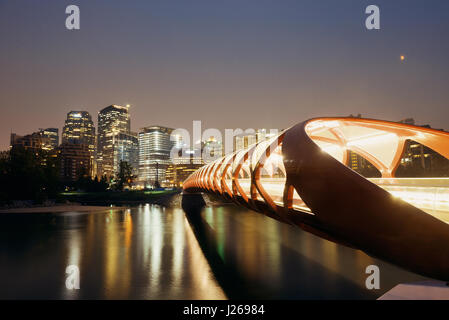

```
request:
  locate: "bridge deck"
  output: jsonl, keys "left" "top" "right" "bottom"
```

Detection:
{"left": 237, "top": 177, "right": 449, "bottom": 224}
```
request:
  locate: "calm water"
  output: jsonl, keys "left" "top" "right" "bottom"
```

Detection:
{"left": 0, "top": 203, "right": 225, "bottom": 299}
{"left": 0, "top": 195, "right": 426, "bottom": 299}
{"left": 199, "top": 204, "right": 427, "bottom": 299}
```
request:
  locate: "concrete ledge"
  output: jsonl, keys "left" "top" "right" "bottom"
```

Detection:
{"left": 379, "top": 281, "right": 449, "bottom": 300}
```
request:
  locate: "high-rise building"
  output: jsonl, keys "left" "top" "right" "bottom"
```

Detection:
{"left": 234, "top": 134, "right": 256, "bottom": 152}
{"left": 62, "top": 111, "right": 96, "bottom": 176}
{"left": 256, "top": 128, "right": 277, "bottom": 143}
{"left": 203, "top": 136, "right": 223, "bottom": 162}
{"left": 97, "top": 105, "right": 138, "bottom": 178}
{"left": 138, "top": 126, "right": 175, "bottom": 187}
{"left": 97, "top": 105, "right": 129, "bottom": 177}
{"left": 396, "top": 140, "right": 449, "bottom": 177}
{"left": 11, "top": 128, "right": 59, "bottom": 152}
{"left": 10, "top": 131, "right": 51, "bottom": 152}
{"left": 58, "top": 143, "right": 92, "bottom": 183}
{"left": 347, "top": 150, "right": 380, "bottom": 177}
{"left": 114, "top": 132, "right": 139, "bottom": 177}
{"left": 62, "top": 111, "right": 95, "bottom": 153}
{"left": 39, "top": 128, "right": 59, "bottom": 149}
{"left": 166, "top": 148, "right": 204, "bottom": 187}
{"left": 233, "top": 129, "right": 278, "bottom": 152}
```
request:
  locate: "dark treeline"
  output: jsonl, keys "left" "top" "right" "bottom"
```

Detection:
{"left": 0, "top": 146, "right": 139, "bottom": 205}
{"left": 74, "top": 173, "right": 109, "bottom": 193}
{"left": 0, "top": 147, "right": 117, "bottom": 204}
{"left": 0, "top": 147, "right": 60, "bottom": 203}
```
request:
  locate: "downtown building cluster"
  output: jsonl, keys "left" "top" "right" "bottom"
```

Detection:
{"left": 9, "top": 105, "right": 203, "bottom": 189}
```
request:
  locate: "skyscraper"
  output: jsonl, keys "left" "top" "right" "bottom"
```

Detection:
{"left": 10, "top": 127, "right": 62, "bottom": 152}
{"left": 233, "top": 129, "right": 278, "bottom": 152}
{"left": 138, "top": 126, "right": 175, "bottom": 187}
{"left": 202, "top": 136, "right": 223, "bottom": 163}
{"left": 62, "top": 111, "right": 95, "bottom": 153}
{"left": 97, "top": 105, "right": 138, "bottom": 178}
{"left": 10, "top": 131, "right": 50, "bottom": 152}
{"left": 166, "top": 147, "right": 204, "bottom": 187}
{"left": 62, "top": 111, "right": 96, "bottom": 176}
{"left": 234, "top": 134, "right": 256, "bottom": 152}
{"left": 114, "top": 132, "right": 139, "bottom": 177}
{"left": 58, "top": 143, "right": 92, "bottom": 183}
{"left": 38, "top": 128, "right": 59, "bottom": 149}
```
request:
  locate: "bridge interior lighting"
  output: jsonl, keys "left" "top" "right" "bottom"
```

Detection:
{"left": 346, "top": 132, "right": 397, "bottom": 147}
{"left": 324, "top": 121, "right": 340, "bottom": 128}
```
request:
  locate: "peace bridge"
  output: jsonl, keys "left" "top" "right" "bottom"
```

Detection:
{"left": 183, "top": 117, "right": 449, "bottom": 282}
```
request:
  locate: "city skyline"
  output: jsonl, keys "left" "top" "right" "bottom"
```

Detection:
{"left": 1, "top": 0, "right": 449, "bottom": 150}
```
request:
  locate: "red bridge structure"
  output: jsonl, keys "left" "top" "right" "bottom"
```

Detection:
{"left": 182, "top": 117, "right": 449, "bottom": 281}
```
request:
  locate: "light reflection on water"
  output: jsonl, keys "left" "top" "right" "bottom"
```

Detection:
{"left": 0, "top": 205, "right": 226, "bottom": 299}
{"left": 201, "top": 204, "right": 428, "bottom": 299}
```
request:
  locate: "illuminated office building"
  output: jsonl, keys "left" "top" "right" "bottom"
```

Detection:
{"left": 233, "top": 129, "right": 278, "bottom": 152}
{"left": 38, "top": 128, "right": 59, "bottom": 149}
{"left": 256, "top": 128, "right": 278, "bottom": 143}
{"left": 10, "top": 131, "right": 51, "bottom": 152}
{"left": 348, "top": 150, "right": 380, "bottom": 177}
{"left": 234, "top": 134, "right": 256, "bottom": 152}
{"left": 166, "top": 149, "right": 203, "bottom": 187}
{"left": 62, "top": 111, "right": 95, "bottom": 176}
{"left": 168, "top": 144, "right": 203, "bottom": 187}
{"left": 138, "top": 126, "right": 175, "bottom": 187}
{"left": 203, "top": 136, "right": 223, "bottom": 162}
{"left": 58, "top": 143, "right": 92, "bottom": 183}
{"left": 97, "top": 105, "right": 138, "bottom": 178}
{"left": 10, "top": 128, "right": 58, "bottom": 152}
{"left": 10, "top": 131, "right": 58, "bottom": 169}
{"left": 113, "top": 132, "right": 139, "bottom": 176}
{"left": 62, "top": 111, "right": 95, "bottom": 153}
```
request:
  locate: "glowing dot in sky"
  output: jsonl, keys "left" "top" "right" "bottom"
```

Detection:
{"left": 400, "top": 55, "right": 406, "bottom": 61}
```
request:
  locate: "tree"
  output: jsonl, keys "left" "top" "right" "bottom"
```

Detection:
{"left": 74, "top": 171, "right": 109, "bottom": 193}
{"left": 100, "top": 175, "right": 109, "bottom": 191}
{"left": 115, "top": 161, "right": 134, "bottom": 191}
{"left": 0, "top": 146, "right": 61, "bottom": 203}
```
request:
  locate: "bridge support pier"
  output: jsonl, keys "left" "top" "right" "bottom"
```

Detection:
{"left": 181, "top": 192, "right": 206, "bottom": 217}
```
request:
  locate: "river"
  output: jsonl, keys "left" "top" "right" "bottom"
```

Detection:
{"left": 0, "top": 195, "right": 426, "bottom": 299}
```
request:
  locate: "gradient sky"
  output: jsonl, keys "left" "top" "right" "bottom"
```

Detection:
{"left": 1, "top": 0, "right": 449, "bottom": 150}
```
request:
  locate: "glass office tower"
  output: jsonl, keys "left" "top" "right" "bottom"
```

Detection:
{"left": 62, "top": 111, "right": 96, "bottom": 176}
{"left": 62, "top": 111, "right": 95, "bottom": 153}
{"left": 39, "top": 128, "right": 59, "bottom": 150}
{"left": 138, "top": 126, "right": 175, "bottom": 187}
{"left": 97, "top": 105, "right": 138, "bottom": 178}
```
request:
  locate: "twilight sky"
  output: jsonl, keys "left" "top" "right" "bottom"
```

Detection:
{"left": 1, "top": 0, "right": 449, "bottom": 150}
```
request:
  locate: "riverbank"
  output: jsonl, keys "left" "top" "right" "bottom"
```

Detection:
{"left": 56, "top": 189, "right": 180, "bottom": 206}
{"left": 0, "top": 205, "right": 121, "bottom": 214}
{"left": 1, "top": 189, "right": 181, "bottom": 208}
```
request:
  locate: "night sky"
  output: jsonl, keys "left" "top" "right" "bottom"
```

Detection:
{"left": 1, "top": 0, "right": 448, "bottom": 150}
